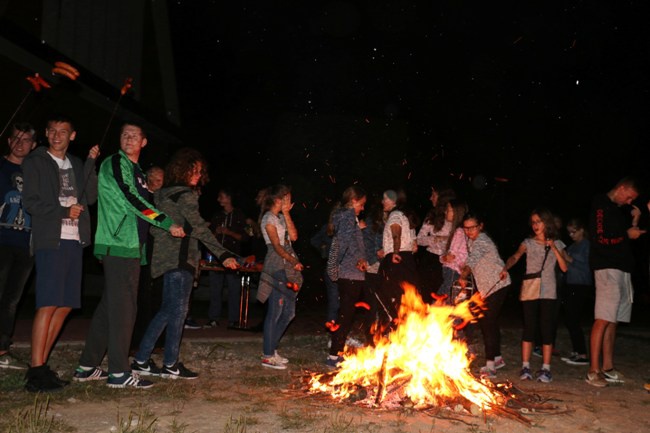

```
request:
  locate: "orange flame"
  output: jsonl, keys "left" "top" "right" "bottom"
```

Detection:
{"left": 310, "top": 284, "right": 500, "bottom": 410}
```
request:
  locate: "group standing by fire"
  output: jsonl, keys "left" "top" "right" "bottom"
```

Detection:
{"left": 0, "top": 116, "right": 646, "bottom": 393}
{"left": 323, "top": 178, "right": 646, "bottom": 390}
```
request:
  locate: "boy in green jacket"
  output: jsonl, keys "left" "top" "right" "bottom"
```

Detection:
{"left": 74, "top": 122, "right": 184, "bottom": 388}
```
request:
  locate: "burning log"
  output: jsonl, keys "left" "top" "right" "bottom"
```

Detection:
{"left": 374, "top": 352, "right": 389, "bottom": 405}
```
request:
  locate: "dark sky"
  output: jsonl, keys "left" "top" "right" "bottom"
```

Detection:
{"left": 167, "top": 1, "right": 650, "bottom": 246}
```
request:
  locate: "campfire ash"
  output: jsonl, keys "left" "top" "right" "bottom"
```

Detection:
{"left": 307, "top": 284, "right": 568, "bottom": 425}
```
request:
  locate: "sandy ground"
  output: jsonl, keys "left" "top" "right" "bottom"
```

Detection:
{"left": 2, "top": 324, "right": 650, "bottom": 433}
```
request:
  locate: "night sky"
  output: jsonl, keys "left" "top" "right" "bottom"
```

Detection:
{"left": 167, "top": 1, "right": 650, "bottom": 250}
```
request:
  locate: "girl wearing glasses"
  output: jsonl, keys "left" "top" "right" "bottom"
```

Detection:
{"left": 458, "top": 213, "right": 511, "bottom": 379}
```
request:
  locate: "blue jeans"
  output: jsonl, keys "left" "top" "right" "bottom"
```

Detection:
{"left": 439, "top": 266, "right": 460, "bottom": 304}
{"left": 135, "top": 269, "right": 193, "bottom": 366}
{"left": 262, "top": 286, "right": 296, "bottom": 356}
{"left": 208, "top": 271, "right": 241, "bottom": 323}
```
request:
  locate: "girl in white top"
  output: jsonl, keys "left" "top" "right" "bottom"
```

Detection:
{"left": 377, "top": 190, "right": 418, "bottom": 329}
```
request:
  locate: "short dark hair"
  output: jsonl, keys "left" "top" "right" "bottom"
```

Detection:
{"left": 11, "top": 121, "right": 36, "bottom": 138}
{"left": 120, "top": 121, "right": 147, "bottom": 139}
{"left": 614, "top": 176, "right": 641, "bottom": 195}
{"left": 46, "top": 114, "right": 75, "bottom": 131}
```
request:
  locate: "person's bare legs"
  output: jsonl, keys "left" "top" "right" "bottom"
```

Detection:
{"left": 601, "top": 321, "right": 617, "bottom": 371}
{"left": 589, "top": 318, "right": 609, "bottom": 373}
{"left": 542, "top": 343, "right": 553, "bottom": 366}
{"left": 31, "top": 306, "right": 71, "bottom": 367}
{"left": 521, "top": 340, "right": 532, "bottom": 363}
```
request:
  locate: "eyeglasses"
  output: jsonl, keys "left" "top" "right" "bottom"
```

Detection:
{"left": 462, "top": 225, "right": 479, "bottom": 231}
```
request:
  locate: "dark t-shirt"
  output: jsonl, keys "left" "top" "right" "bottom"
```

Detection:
{"left": 132, "top": 162, "right": 151, "bottom": 245}
{"left": 0, "top": 158, "right": 31, "bottom": 248}
{"left": 589, "top": 193, "right": 634, "bottom": 272}
{"left": 209, "top": 208, "right": 248, "bottom": 255}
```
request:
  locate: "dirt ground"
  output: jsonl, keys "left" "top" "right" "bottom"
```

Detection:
{"left": 2, "top": 324, "right": 650, "bottom": 433}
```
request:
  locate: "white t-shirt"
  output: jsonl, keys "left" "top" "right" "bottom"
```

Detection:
{"left": 48, "top": 152, "right": 79, "bottom": 241}
{"left": 261, "top": 211, "right": 286, "bottom": 245}
{"left": 382, "top": 210, "right": 413, "bottom": 254}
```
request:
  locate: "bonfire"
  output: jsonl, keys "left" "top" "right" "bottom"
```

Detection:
{"left": 308, "top": 284, "right": 567, "bottom": 425}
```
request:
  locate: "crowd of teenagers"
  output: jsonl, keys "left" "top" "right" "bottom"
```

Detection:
{"left": 312, "top": 179, "right": 646, "bottom": 390}
{"left": 0, "top": 117, "right": 647, "bottom": 393}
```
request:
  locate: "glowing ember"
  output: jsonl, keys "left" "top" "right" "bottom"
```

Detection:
{"left": 310, "top": 284, "right": 501, "bottom": 411}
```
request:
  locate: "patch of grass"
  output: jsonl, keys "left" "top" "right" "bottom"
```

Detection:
{"left": 277, "top": 406, "right": 318, "bottom": 430}
{"left": 170, "top": 417, "right": 194, "bottom": 433}
{"left": 0, "top": 370, "right": 27, "bottom": 392}
{"left": 116, "top": 405, "right": 158, "bottom": 433}
{"left": 2, "top": 394, "right": 75, "bottom": 433}
{"left": 223, "top": 415, "right": 251, "bottom": 433}
{"left": 155, "top": 380, "right": 199, "bottom": 400}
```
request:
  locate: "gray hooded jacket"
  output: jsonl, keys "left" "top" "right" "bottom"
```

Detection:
{"left": 150, "top": 186, "right": 236, "bottom": 278}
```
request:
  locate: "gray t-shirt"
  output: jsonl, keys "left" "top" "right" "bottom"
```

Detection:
{"left": 523, "top": 238, "right": 565, "bottom": 299}
{"left": 261, "top": 211, "right": 286, "bottom": 246}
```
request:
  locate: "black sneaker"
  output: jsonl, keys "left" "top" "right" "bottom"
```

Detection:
{"left": 561, "top": 353, "right": 589, "bottom": 366}
{"left": 73, "top": 366, "right": 109, "bottom": 382}
{"left": 131, "top": 359, "right": 161, "bottom": 376}
{"left": 46, "top": 365, "right": 70, "bottom": 387}
{"left": 204, "top": 320, "right": 220, "bottom": 328}
{"left": 24, "top": 365, "right": 65, "bottom": 393}
{"left": 107, "top": 372, "right": 154, "bottom": 389}
{"left": 160, "top": 362, "right": 198, "bottom": 380}
{"left": 184, "top": 318, "right": 201, "bottom": 330}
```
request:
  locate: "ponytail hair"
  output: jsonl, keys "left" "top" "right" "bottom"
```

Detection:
{"left": 257, "top": 184, "right": 291, "bottom": 222}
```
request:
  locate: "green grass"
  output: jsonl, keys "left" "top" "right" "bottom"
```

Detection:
{"left": 2, "top": 394, "right": 75, "bottom": 433}
{"left": 277, "top": 405, "right": 319, "bottom": 430}
{"left": 115, "top": 405, "right": 158, "bottom": 433}
{"left": 222, "top": 415, "right": 251, "bottom": 433}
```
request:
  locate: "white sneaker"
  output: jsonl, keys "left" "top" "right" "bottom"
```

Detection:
{"left": 602, "top": 369, "right": 625, "bottom": 383}
{"left": 261, "top": 355, "right": 287, "bottom": 370}
{"left": 274, "top": 351, "right": 289, "bottom": 364}
{"left": 479, "top": 366, "right": 497, "bottom": 379}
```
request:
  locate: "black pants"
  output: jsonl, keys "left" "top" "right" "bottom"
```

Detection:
{"left": 477, "top": 287, "right": 508, "bottom": 361}
{"left": 416, "top": 249, "right": 442, "bottom": 301}
{"left": 377, "top": 252, "right": 418, "bottom": 330}
{"left": 79, "top": 256, "right": 140, "bottom": 373}
{"left": 522, "top": 299, "right": 557, "bottom": 345}
{"left": 330, "top": 278, "right": 372, "bottom": 355}
{"left": 561, "top": 283, "right": 590, "bottom": 354}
